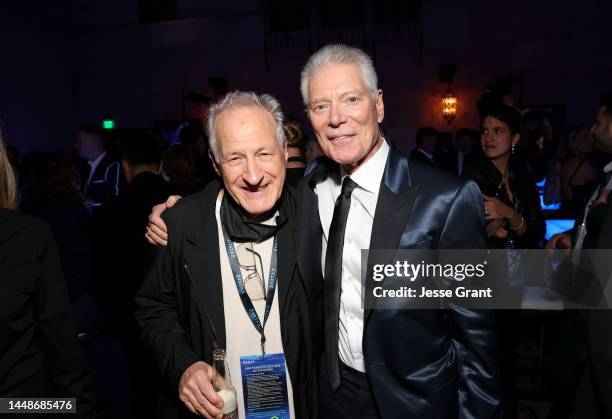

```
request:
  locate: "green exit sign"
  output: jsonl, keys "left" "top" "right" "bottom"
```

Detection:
{"left": 102, "top": 119, "right": 115, "bottom": 129}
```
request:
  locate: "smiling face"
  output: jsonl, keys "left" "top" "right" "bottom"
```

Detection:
{"left": 481, "top": 115, "right": 519, "bottom": 161}
{"left": 211, "top": 105, "right": 287, "bottom": 218}
{"left": 306, "top": 62, "right": 384, "bottom": 173}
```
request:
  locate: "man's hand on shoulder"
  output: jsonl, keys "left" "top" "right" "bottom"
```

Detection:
{"left": 145, "top": 195, "right": 182, "bottom": 246}
{"left": 179, "top": 361, "right": 223, "bottom": 418}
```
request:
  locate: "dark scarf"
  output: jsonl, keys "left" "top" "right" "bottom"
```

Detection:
{"left": 220, "top": 188, "right": 291, "bottom": 243}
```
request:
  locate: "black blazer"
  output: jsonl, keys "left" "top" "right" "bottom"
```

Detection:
{"left": 295, "top": 144, "right": 501, "bottom": 419}
{"left": 0, "top": 209, "right": 94, "bottom": 416}
{"left": 84, "top": 153, "right": 121, "bottom": 206}
{"left": 577, "top": 198, "right": 612, "bottom": 418}
{"left": 135, "top": 180, "right": 317, "bottom": 418}
{"left": 409, "top": 148, "right": 435, "bottom": 167}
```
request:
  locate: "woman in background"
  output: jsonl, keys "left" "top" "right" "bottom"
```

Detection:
{"left": 463, "top": 105, "right": 545, "bottom": 249}
{"left": 0, "top": 132, "right": 94, "bottom": 417}
{"left": 558, "top": 125, "right": 600, "bottom": 213}
{"left": 463, "top": 105, "right": 545, "bottom": 419}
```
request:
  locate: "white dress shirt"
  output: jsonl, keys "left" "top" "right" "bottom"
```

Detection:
{"left": 86, "top": 152, "right": 106, "bottom": 187}
{"left": 315, "top": 140, "right": 389, "bottom": 372}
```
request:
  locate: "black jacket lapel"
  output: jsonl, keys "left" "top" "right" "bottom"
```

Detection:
{"left": 183, "top": 181, "right": 227, "bottom": 349}
{"left": 365, "top": 148, "right": 420, "bottom": 324}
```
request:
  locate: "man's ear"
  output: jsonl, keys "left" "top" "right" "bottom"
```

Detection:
{"left": 375, "top": 89, "right": 385, "bottom": 124}
{"left": 283, "top": 143, "right": 289, "bottom": 162}
{"left": 208, "top": 150, "right": 221, "bottom": 177}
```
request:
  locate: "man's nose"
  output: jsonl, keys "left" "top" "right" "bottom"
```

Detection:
{"left": 243, "top": 157, "right": 264, "bottom": 185}
{"left": 328, "top": 102, "right": 347, "bottom": 127}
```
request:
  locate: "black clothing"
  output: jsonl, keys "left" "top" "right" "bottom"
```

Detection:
{"left": 323, "top": 177, "right": 358, "bottom": 389}
{"left": 563, "top": 158, "right": 599, "bottom": 214}
{"left": 92, "top": 171, "right": 172, "bottom": 419}
{"left": 20, "top": 198, "right": 99, "bottom": 333}
{"left": 463, "top": 156, "right": 546, "bottom": 249}
{"left": 0, "top": 209, "right": 94, "bottom": 417}
{"left": 92, "top": 171, "right": 172, "bottom": 336}
{"left": 135, "top": 180, "right": 318, "bottom": 418}
{"left": 82, "top": 154, "right": 122, "bottom": 208}
{"left": 319, "top": 360, "right": 380, "bottom": 419}
{"left": 434, "top": 145, "right": 460, "bottom": 175}
{"left": 409, "top": 148, "right": 435, "bottom": 167}
{"left": 286, "top": 167, "right": 306, "bottom": 189}
{"left": 220, "top": 190, "right": 289, "bottom": 243}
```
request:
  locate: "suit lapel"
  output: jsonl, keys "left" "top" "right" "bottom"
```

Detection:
{"left": 183, "top": 185, "right": 227, "bottom": 349}
{"left": 365, "top": 147, "right": 420, "bottom": 324}
{"left": 277, "top": 212, "right": 297, "bottom": 313}
{"left": 296, "top": 158, "right": 330, "bottom": 297}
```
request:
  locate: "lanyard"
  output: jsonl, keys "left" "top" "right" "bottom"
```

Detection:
{"left": 221, "top": 222, "right": 278, "bottom": 356}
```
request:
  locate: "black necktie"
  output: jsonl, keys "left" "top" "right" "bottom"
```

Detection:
{"left": 324, "top": 176, "right": 358, "bottom": 390}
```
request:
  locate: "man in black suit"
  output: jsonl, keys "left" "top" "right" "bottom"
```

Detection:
{"left": 548, "top": 92, "right": 612, "bottom": 419}
{"left": 297, "top": 44, "right": 500, "bottom": 418}
{"left": 410, "top": 126, "right": 437, "bottom": 167}
{"left": 91, "top": 132, "right": 171, "bottom": 418}
{"left": 75, "top": 125, "right": 122, "bottom": 210}
{"left": 136, "top": 92, "right": 317, "bottom": 418}
{"left": 433, "top": 131, "right": 460, "bottom": 175}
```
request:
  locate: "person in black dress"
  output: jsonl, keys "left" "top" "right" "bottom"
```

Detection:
{"left": 0, "top": 133, "right": 94, "bottom": 417}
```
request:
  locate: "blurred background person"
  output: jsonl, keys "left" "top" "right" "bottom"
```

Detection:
{"left": 410, "top": 126, "right": 437, "bottom": 166}
{"left": 284, "top": 117, "right": 307, "bottom": 187}
{"left": 75, "top": 125, "right": 122, "bottom": 211}
{"left": 463, "top": 105, "right": 545, "bottom": 419}
{"left": 304, "top": 136, "right": 324, "bottom": 164}
{"left": 463, "top": 106, "right": 545, "bottom": 249}
{"left": 455, "top": 128, "right": 480, "bottom": 175}
{"left": 434, "top": 130, "right": 459, "bottom": 175}
{"left": 557, "top": 125, "right": 601, "bottom": 214}
{"left": 92, "top": 132, "right": 170, "bottom": 419}
{"left": 20, "top": 153, "right": 99, "bottom": 335}
{"left": 161, "top": 143, "right": 205, "bottom": 196}
{"left": 0, "top": 131, "right": 95, "bottom": 417}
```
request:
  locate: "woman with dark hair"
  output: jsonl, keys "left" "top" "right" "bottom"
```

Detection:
{"left": 463, "top": 105, "right": 545, "bottom": 249}
{"left": 557, "top": 125, "right": 600, "bottom": 213}
{"left": 463, "top": 106, "right": 545, "bottom": 419}
{"left": 0, "top": 134, "right": 94, "bottom": 416}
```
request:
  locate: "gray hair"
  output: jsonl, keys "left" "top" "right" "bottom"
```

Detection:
{"left": 300, "top": 44, "right": 378, "bottom": 106}
{"left": 206, "top": 91, "right": 286, "bottom": 161}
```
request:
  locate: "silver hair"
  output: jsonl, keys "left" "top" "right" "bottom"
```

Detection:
{"left": 206, "top": 91, "right": 286, "bottom": 161}
{"left": 300, "top": 44, "right": 378, "bottom": 107}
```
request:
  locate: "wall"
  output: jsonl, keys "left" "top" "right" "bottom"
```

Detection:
{"left": 4, "top": 0, "right": 611, "bottom": 153}
{"left": 0, "top": 8, "right": 74, "bottom": 153}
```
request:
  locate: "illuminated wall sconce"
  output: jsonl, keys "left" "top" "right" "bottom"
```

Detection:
{"left": 442, "top": 88, "right": 457, "bottom": 124}
{"left": 439, "top": 63, "right": 458, "bottom": 124}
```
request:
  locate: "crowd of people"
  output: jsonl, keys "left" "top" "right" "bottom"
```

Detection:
{"left": 1, "top": 43, "right": 612, "bottom": 419}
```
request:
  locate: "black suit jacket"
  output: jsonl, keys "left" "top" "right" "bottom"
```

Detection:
{"left": 84, "top": 153, "right": 122, "bottom": 206}
{"left": 409, "top": 148, "right": 435, "bottom": 167}
{"left": 135, "top": 180, "right": 317, "bottom": 418}
{"left": 581, "top": 199, "right": 612, "bottom": 418}
{"left": 295, "top": 144, "right": 501, "bottom": 418}
{"left": 0, "top": 209, "right": 94, "bottom": 416}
